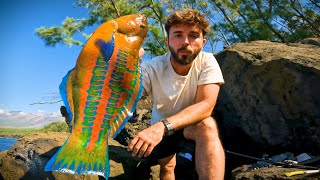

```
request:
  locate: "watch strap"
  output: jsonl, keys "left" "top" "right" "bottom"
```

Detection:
{"left": 161, "top": 119, "right": 174, "bottom": 136}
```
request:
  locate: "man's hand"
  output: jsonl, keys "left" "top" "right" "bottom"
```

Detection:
{"left": 128, "top": 122, "right": 165, "bottom": 158}
{"left": 139, "top": 48, "right": 145, "bottom": 59}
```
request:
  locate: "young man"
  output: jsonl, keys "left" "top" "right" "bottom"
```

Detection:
{"left": 128, "top": 9, "right": 225, "bottom": 180}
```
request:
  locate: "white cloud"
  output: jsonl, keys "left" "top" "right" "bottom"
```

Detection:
{"left": 0, "top": 109, "right": 64, "bottom": 128}
{"left": 18, "top": 111, "right": 27, "bottom": 116}
{"left": 0, "top": 109, "right": 12, "bottom": 116}
{"left": 0, "top": 109, "right": 6, "bottom": 114}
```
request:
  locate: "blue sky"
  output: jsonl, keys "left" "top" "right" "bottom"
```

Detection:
{"left": 0, "top": 0, "right": 224, "bottom": 115}
{"left": 0, "top": 0, "right": 88, "bottom": 113}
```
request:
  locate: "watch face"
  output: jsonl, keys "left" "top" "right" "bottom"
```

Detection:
{"left": 166, "top": 129, "right": 174, "bottom": 136}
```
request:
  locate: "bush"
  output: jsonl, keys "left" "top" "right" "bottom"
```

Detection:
{"left": 40, "top": 121, "right": 69, "bottom": 133}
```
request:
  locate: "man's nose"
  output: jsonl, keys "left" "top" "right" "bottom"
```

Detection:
{"left": 181, "top": 36, "right": 190, "bottom": 46}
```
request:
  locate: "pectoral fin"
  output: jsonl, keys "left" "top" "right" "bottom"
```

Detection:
{"left": 95, "top": 34, "right": 115, "bottom": 62}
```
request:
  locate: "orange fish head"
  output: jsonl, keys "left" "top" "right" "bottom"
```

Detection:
{"left": 115, "top": 14, "right": 148, "bottom": 39}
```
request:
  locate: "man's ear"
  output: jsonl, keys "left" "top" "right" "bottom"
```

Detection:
{"left": 166, "top": 38, "right": 169, "bottom": 47}
{"left": 203, "top": 38, "right": 207, "bottom": 45}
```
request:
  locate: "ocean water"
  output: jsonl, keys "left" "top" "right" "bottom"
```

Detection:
{"left": 0, "top": 137, "right": 16, "bottom": 152}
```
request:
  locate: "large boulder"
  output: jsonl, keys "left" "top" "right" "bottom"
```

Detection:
{"left": 215, "top": 40, "right": 320, "bottom": 154}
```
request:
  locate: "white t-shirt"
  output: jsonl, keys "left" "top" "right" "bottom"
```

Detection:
{"left": 141, "top": 51, "right": 224, "bottom": 125}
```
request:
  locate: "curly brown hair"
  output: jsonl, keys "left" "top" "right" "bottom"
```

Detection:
{"left": 165, "top": 9, "right": 210, "bottom": 37}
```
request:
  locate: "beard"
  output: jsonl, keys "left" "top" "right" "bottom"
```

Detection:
{"left": 169, "top": 45, "right": 201, "bottom": 65}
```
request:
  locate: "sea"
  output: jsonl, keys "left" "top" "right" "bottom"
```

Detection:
{"left": 0, "top": 137, "right": 17, "bottom": 152}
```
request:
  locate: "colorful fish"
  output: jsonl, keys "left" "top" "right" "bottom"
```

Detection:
{"left": 45, "top": 14, "right": 148, "bottom": 179}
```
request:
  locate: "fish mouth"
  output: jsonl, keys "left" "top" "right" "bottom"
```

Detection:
{"left": 136, "top": 15, "right": 147, "bottom": 27}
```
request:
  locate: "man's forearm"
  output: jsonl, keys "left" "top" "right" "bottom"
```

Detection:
{"left": 166, "top": 100, "right": 215, "bottom": 130}
{"left": 165, "top": 83, "right": 220, "bottom": 131}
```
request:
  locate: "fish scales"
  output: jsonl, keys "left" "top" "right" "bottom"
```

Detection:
{"left": 45, "top": 14, "right": 148, "bottom": 178}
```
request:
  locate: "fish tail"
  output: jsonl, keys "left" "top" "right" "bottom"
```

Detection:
{"left": 45, "top": 135, "right": 110, "bottom": 178}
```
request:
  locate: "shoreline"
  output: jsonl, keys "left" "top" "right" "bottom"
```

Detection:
{"left": 0, "top": 121, "right": 69, "bottom": 139}
{"left": 0, "top": 127, "right": 38, "bottom": 138}
{"left": 0, "top": 134, "right": 23, "bottom": 138}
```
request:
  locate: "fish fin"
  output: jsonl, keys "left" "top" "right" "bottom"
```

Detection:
{"left": 45, "top": 134, "right": 110, "bottom": 178}
{"left": 59, "top": 69, "right": 74, "bottom": 129}
{"left": 95, "top": 34, "right": 115, "bottom": 62}
{"left": 111, "top": 72, "right": 143, "bottom": 139}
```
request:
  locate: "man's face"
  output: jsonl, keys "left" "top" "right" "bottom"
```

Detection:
{"left": 167, "top": 24, "right": 206, "bottom": 65}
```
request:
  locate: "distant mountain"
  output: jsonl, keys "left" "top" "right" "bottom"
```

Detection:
{"left": 0, "top": 109, "right": 64, "bottom": 128}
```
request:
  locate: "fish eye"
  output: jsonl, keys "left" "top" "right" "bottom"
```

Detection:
{"left": 139, "top": 24, "right": 146, "bottom": 29}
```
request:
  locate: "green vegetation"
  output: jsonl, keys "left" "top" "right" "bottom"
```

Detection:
{"left": 0, "top": 121, "right": 69, "bottom": 138}
{"left": 0, "top": 128, "right": 38, "bottom": 137}
{"left": 36, "top": 0, "right": 319, "bottom": 56}
{"left": 38, "top": 121, "right": 70, "bottom": 133}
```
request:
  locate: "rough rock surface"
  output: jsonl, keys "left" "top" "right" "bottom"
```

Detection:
{"left": 232, "top": 166, "right": 320, "bottom": 179}
{"left": 215, "top": 40, "right": 320, "bottom": 179}
{"left": 0, "top": 131, "right": 195, "bottom": 180}
{"left": 0, "top": 132, "right": 151, "bottom": 180}
{"left": 215, "top": 40, "right": 320, "bottom": 153}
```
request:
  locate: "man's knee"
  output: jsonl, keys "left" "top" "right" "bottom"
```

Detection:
{"left": 158, "top": 154, "right": 176, "bottom": 173}
{"left": 183, "top": 117, "right": 220, "bottom": 140}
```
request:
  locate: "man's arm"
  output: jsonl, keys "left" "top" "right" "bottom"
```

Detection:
{"left": 128, "top": 83, "right": 220, "bottom": 158}
{"left": 167, "top": 83, "right": 220, "bottom": 130}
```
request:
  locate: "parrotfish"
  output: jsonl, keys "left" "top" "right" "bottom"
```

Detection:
{"left": 45, "top": 14, "right": 148, "bottom": 179}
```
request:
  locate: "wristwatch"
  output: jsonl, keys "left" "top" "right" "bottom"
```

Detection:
{"left": 161, "top": 119, "right": 174, "bottom": 136}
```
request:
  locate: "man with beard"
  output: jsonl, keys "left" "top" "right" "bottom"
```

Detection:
{"left": 128, "top": 9, "right": 225, "bottom": 180}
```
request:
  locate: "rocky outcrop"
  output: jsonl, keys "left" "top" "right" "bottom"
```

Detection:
{"left": 232, "top": 166, "right": 320, "bottom": 179}
{"left": 215, "top": 40, "right": 320, "bottom": 178}
{"left": 0, "top": 132, "right": 152, "bottom": 180}
{"left": 215, "top": 40, "right": 320, "bottom": 153}
{"left": 0, "top": 131, "right": 195, "bottom": 180}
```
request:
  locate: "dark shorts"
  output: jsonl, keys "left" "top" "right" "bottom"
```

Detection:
{"left": 149, "top": 130, "right": 195, "bottom": 160}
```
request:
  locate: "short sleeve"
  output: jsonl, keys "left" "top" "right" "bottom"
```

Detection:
{"left": 141, "top": 61, "right": 152, "bottom": 97}
{"left": 198, "top": 53, "right": 225, "bottom": 85}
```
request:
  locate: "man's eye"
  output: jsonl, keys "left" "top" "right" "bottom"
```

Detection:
{"left": 190, "top": 34, "right": 198, "bottom": 39}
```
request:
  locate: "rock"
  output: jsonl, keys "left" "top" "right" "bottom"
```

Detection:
{"left": 0, "top": 131, "right": 196, "bottom": 180}
{"left": 300, "top": 38, "right": 320, "bottom": 46}
{"left": 215, "top": 40, "right": 320, "bottom": 178}
{"left": 0, "top": 132, "right": 152, "bottom": 179}
{"left": 136, "top": 109, "right": 149, "bottom": 121}
{"left": 232, "top": 166, "right": 320, "bottom": 179}
{"left": 216, "top": 40, "right": 320, "bottom": 152}
{"left": 135, "top": 94, "right": 153, "bottom": 122}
